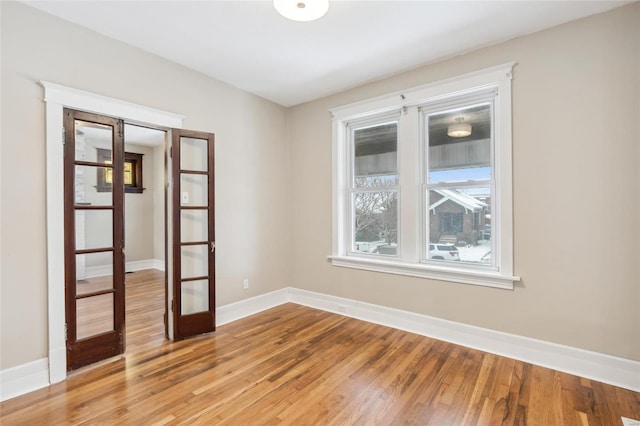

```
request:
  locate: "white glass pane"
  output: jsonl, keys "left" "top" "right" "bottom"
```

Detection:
{"left": 427, "top": 103, "right": 492, "bottom": 183}
{"left": 180, "top": 137, "right": 208, "bottom": 172}
{"left": 181, "top": 279, "right": 209, "bottom": 315}
{"left": 180, "top": 174, "right": 208, "bottom": 207}
{"left": 75, "top": 120, "right": 113, "bottom": 162}
{"left": 181, "top": 210, "right": 208, "bottom": 243}
{"left": 353, "top": 191, "right": 398, "bottom": 255}
{"left": 354, "top": 122, "right": 398, "bottom": 187}
{"left": 76, "top": 293, "right": 114, "bottom": 340}
{"left": 427, "top": 187, "right": 491, "bottom": 264}
{"left": 75, "top": 165, "right": 112, "bottom": 206}
{"left": 76, "top": 210, "right": 112, "bottom": 250}
{"left": 181, "top": 245, "right": 208, "bottom": 279}
{"left": 76, "top": 252, "right": 113, "bottom": 283}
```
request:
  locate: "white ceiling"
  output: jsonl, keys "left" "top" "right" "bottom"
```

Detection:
{"left": 23, "top": 0, "right": 630, "bottom": 107}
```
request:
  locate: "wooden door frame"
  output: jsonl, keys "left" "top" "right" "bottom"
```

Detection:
{"left": 43, "top": 81, "right": 184, "bottom": 383}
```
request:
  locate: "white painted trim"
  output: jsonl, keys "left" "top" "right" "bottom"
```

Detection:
{"left": 330, "top": 63, "right": 517, "bottom": 289}
{"left": 151, "top": 258, "right": 166, "bottom": 271}
{"left": 216, "top": 288, "right": 289, "bottom": 327}
{"left": 287, "top": 288, "right": 640, "bottom": 392}
{"left": 330, "top": 62, "right": 515, "bottom": 119}
{"left": 41, "top": 81, "right": 185, "bottom": 128}
{"left": 329, "top": 255, "right": 518, "bottom": 289}
{"left": 0, "top": 358, "right": 49, "bottom": 402}
{"left": 44, "top": 99, "right": 67, "bottom": 385}
{"left": 83, "top": 259, "right": 165, "bottom": 278}
{"left": 43, "top": 82, "right": 184, "bottom": 384}
{"left": 84, "top": 264, "right": 112, "bottom": 278}
{"left": 126, "top": 259, "right": 163, "bottom": 272}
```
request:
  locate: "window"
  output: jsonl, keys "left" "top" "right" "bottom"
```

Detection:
{"left": 422, "top": 93, "right": 494, "bottom": 266}
{"left": 331, "top": 63, "right": 518, "bottom": 289}
{"left": 350, "top": 118, "right": 399, "bottom": 256}
{"left": 96, "top": 148, "right": 144, "bottom": 194}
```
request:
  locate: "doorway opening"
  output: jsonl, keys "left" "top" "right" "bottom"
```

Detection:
{"left": 64, "top": 112, "right": 169, "bottom": 370}
{"left": 45, "top": 82, "right": 215, "bottom": 381}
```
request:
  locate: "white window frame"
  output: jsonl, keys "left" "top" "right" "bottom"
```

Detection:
{"left": 346, "top": 112, "right": 401, "bottom": 257}
{"left": 420, "top": 89, "right": 497, "bottom": 268}
{"left": 330, "top": 63, "right": 520, "bottom": 289}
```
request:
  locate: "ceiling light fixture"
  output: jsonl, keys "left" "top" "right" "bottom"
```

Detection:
{"left": 274, "top": 0, "right": 329, "bottom": 22}
{"left": 447, "top": 117, "right": 472, "bottom": 138}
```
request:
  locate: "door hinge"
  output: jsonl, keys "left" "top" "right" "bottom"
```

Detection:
{"left": 62, "top": 127, "right": 66, "bottom": 144}
{"left": 170, "top": 299, "right": 174, "bottom": 312}
{"left": 170, "top": 146, "right": 173, "bottom": 158}
{"left": 64, "top": 323, "right": 68, "bottom": 341}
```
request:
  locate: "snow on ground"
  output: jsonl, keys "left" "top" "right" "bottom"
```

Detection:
{"left": 457, "top": 239, "right": 491, "bottom": 263}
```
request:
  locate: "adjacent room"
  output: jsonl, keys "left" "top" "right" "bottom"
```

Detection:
{"left": 1, "top": 0, "right": 639, "bottom": 424}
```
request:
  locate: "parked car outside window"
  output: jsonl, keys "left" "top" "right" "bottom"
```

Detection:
{"left": 429, "top": 244, "right": 460, "bottom": 261}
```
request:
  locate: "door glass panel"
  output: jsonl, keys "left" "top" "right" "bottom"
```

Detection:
{"left": 74, "top": 120, "right": 113, "bottom": 162}
{"left": 181, "top": 210, "right": 208, "bottom": 243}
{"left": 75, "top": 210, "right": 112, "bottom": 250}
{"left": 180, "top": 137, "right": 208, "bottom": 172}
{"left": 76, "top": 293, "right": 114, "bottom": 340}
{"left": 76, "top": 252, "right": 114, "bottom": 288}
{"left": 75, "top": 165, "right": 112, "bottom": 206}
{"left": 180, "top": 174, "right": 208, "bottom": 206}
{"left": 181, "top": 245, "right": 208, "bottom": 279}
{"left": 181, "top": 279, "right": 209, "bottom": 315}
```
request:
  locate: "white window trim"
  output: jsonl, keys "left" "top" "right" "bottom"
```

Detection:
{"left": 330, "top": 63, "right": 520, "bottom": 290}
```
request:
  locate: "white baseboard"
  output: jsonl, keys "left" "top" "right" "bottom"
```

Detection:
{"left": 4, "top": 285, "right": 637, "bottom": 403}
{"left": 84, "top": 258, "right": 165, "bottom": 278}
{"left": 217, "top": 288, "right": 289, "bottom": 327}
{"left": 126, "top": 259, "right": 164, "bottom": 273}
{"left": 151, "top": 259, "right": 165, "bottom": 271}
{"left": 287, "top": 287, "right": 640, "bottom": 392}
{"left": 0, "top": 358, "right": 49, "bottom": 402}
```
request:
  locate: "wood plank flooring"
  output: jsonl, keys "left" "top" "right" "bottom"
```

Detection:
{"left": 2, "top": 269, "right": 639, "bottom": 425}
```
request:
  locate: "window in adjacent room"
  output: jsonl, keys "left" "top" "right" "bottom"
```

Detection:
{"left": 97, "top": 148, "right": 144, "bottom": 193}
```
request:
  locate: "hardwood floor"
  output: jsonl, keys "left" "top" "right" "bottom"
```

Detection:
{"left": 2, "top": 269, "right": 639, "bottom": 425}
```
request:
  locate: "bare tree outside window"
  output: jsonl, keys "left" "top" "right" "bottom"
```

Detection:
{"left": 351, "top": 120, "right": 399, "bottom": 254}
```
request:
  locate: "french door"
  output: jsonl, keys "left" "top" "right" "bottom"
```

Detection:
{"left": 63, "top": 109, "right": 125, "bottom": 370}
{"left": 170, "top": 130, "right": 216, "bottom": 340}
{"left": 63, "top": 109, "right": 216, "bottom": 369}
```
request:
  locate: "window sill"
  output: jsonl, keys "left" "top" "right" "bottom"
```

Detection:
{"left": 328, "top": 255, "right": 519, "bottom": 290}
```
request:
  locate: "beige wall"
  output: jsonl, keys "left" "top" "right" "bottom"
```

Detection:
{"left": 153, "top": 145, "right": 165, "bottom": 262}
{"left": 0, "top": 2, "right": 289, "bottom": 369}
{"left": 287, "top": 3, "right": 640, "bottom": 361}
{"left": 1, "top": 0, "right": 638, "bottom": 374}
{"left": 123, "top": 143, "right": 156, "bottom": 264}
